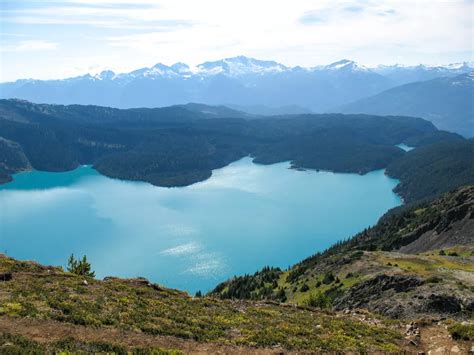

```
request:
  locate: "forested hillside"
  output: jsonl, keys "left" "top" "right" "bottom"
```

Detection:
{"left": 386, "top": 139, "right": 474, "bottom": 202}
{"left": 1, "top": 99, "right": 470, "bottom": 201}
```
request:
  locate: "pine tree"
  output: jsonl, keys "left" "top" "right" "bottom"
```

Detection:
{"left": 67, "top": 254, "right": 95, "bottom": 278}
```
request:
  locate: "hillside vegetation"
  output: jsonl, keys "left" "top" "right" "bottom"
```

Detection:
{"left": 386, "top": 139, "right": 474, "bottom": 202}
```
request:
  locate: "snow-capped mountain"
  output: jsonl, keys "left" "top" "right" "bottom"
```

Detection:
{"left": 323, "top": 59, "right": 370, "bottom": 72}
{"left": 0, "top": 56, "right": 471, "bottom": 111}
{"left": 373, "top": 62, "right": 474, "bottom": 85}
{"left": 196, "top": 56, "right": 288, "bottom": 77}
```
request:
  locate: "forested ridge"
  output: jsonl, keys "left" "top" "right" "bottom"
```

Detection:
{"left": 0, "top": 99, "right": 471, "bottom": 201}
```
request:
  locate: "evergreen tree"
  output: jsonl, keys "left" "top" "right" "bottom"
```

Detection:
{"left": 67, "top": 254, "right": 95, "bottom": 278}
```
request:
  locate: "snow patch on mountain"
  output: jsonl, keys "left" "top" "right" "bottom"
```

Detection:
{"left": 195, "top": 56, "right": 288, "bottom": 77}
{"left": 324, "top": 59, "right": 370, "bottom": 72}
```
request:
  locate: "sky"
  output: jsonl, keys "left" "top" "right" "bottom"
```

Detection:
{"left": 0, "top": 0, "right": 473, "bottom": 82}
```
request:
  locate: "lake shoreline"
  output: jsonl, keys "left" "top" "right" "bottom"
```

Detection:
{"left": 0, "top": 157, "right": 402, "bottom": 293}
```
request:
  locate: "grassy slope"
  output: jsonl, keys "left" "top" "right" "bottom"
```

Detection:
{"left": 0, "top": 255, "right": 405, "bottom": 353}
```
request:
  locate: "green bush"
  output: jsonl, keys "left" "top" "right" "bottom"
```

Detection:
{"left": 322, "top": 273, "right": 335, "bottom": 285}
{"left": 67, "top": 254, "right": 95, "bottom": 278}
{"left": 426, "top": 276, "right": 442, "bottom": 283}
{"left": 300, "top": 284, "right": 310, "bottom": 292}
{"left": 305, "top": 291, "right": 332, "bottom": 309}
{"left": 448, "top": 323, "right": 473, "bottom": 341}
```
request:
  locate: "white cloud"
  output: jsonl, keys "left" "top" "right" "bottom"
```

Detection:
{"left": 95, "top": 0, "right": 473, "bottom": 68}
{"left": 1, "top": 0, "right": 472, "bottom": 80}
{"left": 1, "top": 2, "right": 189, "bottom": 30}
{"left": 1, "top": 40, "right": 59, "bottom": 52}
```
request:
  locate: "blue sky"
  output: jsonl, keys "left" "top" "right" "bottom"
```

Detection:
{"left": 1, "top": 0, "right": 472, "bottom": 81}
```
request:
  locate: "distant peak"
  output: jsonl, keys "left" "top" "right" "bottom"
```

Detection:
{"left": 334, "top": 59, "right": 354, "bottom": 64}
{"left": 171, "top": 62, "right": 190, "bottom": 73}
{"left": 326, "top": 59, "right": 355, "bottom": 68}
{"left": 325, "top": 59, "right": 369, "bottom": 72}
{"left": 96, "top": 70, "right": 115, "bottom": 80}
{"left": 152, "top": 63, "right": 170, "bottom": 70}
{"left": 196, "top": 55, "right": 287, "bottom": 76}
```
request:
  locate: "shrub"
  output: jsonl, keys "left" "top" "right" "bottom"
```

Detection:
{"left": 322, "top": 273, "right": 335, "bottom": 285}
{"left": 426, "top": 276, "right": 442, "bottom": 283}
{"left": 448, "top": 323, "right": 473, "bottom": 341}
{"left": 275, "top": 288, "right": 287, "bottom": 302}
{"left": 67, "top": 254, "right": 95, "bottom": 278}
{"left": 300, "top": 284, "right": 309, "bottom": 292}
{"left": 304, "top": 291, "right": 332, "bottom": 309}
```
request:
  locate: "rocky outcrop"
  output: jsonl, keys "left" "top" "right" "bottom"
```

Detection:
{"left": 425, "top": 294, "right": 463, "bottom": 314}
{"left": 333, "top": 272, "right": 474, "bottom": 319}
{"left": 334, "top": 275, "right": 423, "bottom": 313}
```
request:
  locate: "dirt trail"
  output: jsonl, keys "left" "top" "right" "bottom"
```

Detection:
{"left": 0, "top": 317, "right": 285, "bottom": 354}
{"left": 419, "top": 324, "right": 471, "bottom": 354}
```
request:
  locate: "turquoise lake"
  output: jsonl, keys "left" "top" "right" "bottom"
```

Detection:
{"left": 0, "top": 158, "right": 402, "bottom": 293}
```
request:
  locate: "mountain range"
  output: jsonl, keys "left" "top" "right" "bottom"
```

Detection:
{"left": 1, "top": 56, "right": 472, "bottom": 112}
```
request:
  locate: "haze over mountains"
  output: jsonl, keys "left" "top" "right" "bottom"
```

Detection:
{"left": 1, "top": 56, "right": 472, "bottom": 136}
{"left": 0, "top": 56, "right": 470, "bottom": 107}
{"left": 340, "top": 73, "right": 474, "bottom": 137}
